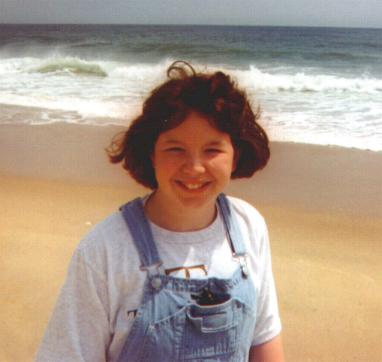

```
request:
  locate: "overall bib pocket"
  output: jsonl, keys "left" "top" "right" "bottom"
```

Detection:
{"left": 182, "top": 298, "right": 252, "bottom": 360}
{"left": 141, "top": 298, "right": 252, "bottom": 361}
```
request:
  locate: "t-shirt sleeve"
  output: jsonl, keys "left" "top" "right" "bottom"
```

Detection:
{"left": 251, "top": 217, "right": 282, "bottom": 346}
{"left": 35, "top": 246, "right": 110, "bottom": 362}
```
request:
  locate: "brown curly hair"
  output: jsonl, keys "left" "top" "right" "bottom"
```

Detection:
{"left": 106, "top": 61, "right": 270, "bottom": 189}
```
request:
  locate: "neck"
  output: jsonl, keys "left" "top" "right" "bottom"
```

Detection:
{"left": 144, "top": 192, "right": 217, "bottom": 232}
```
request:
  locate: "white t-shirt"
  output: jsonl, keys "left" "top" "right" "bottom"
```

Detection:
{"left": 36, "top": 196, "right": 281, "bottom": 362}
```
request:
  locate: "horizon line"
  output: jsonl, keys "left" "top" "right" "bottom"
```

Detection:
{"left": 0, "top": 22, "right": 381, "bottom": 30}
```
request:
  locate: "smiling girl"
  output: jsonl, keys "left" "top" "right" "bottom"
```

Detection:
{"left": 36, "top": 61, "right": 284, "bottom": 362}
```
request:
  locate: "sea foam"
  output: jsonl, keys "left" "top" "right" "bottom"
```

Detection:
{"left": 1, "top": 58, "right": 381, "bottom": 151}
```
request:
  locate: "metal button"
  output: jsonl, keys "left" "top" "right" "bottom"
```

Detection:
{"left": 241, "top": 265, "right": 249, "bottom": 278}
{"left": 151, "top": 277, "right": 162, "bottom": 289}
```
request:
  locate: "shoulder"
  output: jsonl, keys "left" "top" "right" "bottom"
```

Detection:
{"left": 226, "top": 195, "right": 267, "bottom": 229}
{"left": 78, "top": 210, "right": 128, "bottom": 251}
{"left": 225, "top": 195, "right": 269, "bottom": 252}
{"left": 72, "top": 209, "right": 140, "bottom": 275}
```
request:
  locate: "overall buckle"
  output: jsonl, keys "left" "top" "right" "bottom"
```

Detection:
{"left": 140, "top": 261, "right": 163, "bottom": 275}
{"left": 234, "top": 254, "right": 249, "bottom": 278}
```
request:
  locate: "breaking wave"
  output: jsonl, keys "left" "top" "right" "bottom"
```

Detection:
{"left": 31, "top": 57, "right": 108, "bottom": 77}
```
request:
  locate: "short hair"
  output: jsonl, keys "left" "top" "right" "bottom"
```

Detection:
{"left": 106, "top": 61, "right": 270, "bottom": 189}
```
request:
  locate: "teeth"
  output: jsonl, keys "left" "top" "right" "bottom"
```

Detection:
{"left": 183, "top": 183, "right": 203, "bottom": 190}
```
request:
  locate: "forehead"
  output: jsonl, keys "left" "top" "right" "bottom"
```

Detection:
{"left": 158, "top": 112, "right": 230, "bottom": 143}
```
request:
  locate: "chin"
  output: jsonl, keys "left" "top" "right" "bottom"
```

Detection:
{"left": 175, "top": 192, "right": 218, "bottom": 209}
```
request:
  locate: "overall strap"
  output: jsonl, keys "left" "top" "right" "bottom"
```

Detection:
{"left": 119, "top": 197, "right": 163, "bottom": 272}
{"left": 217, "top": 193, "right": 249, "bottom": 277}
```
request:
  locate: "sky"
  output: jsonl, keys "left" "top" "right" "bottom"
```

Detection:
{"left": 0, "top": 0, "right": 381, "bottom": 28}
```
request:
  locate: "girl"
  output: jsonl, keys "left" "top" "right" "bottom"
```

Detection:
{"left": 36, "top": 61, "right": 284, "bottom": 361}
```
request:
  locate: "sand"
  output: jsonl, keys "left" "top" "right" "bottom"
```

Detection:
{"left": 1, "top": 122, "right": 381, "bottom": 361}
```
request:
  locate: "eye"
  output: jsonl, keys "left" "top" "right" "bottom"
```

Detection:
{"left": 164, "top": 147, "right": 184, "bottom": 153}
{"left": 205, "top": 148, "right": 222, "bottom": 154}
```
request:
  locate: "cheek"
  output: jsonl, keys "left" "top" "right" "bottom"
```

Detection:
{"left": 209, "top": 155, "right": 236, "bottom": 174}
{"left": 153, "top": 156, "right": 180, "bottom": 175}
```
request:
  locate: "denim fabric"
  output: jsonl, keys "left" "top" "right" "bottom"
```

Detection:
{"left": 117, "top": 194, "right": 256, "bottom": 362}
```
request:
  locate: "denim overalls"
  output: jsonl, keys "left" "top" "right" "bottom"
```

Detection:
{"left": 117, "top": 194, "right": 257, "bottom": 362}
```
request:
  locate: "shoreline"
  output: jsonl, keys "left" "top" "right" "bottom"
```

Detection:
{"left": 1, "top": 122, "right": 381, "bottom": 218}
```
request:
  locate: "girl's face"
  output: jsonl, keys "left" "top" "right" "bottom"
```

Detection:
{"left": 151, "top": 112, "right": 237, "bottom": 210}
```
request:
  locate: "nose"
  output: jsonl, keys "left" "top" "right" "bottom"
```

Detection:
{"left": 182, "top": 154, "right": 206, "bottom": 175}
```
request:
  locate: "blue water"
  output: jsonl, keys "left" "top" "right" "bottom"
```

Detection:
{"left": 1, "top": 24, "right": 381, "bottom": 150}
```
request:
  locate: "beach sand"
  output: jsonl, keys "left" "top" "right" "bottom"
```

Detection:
{"left": 1, "top": 122, "right": 381, "bottom": 361}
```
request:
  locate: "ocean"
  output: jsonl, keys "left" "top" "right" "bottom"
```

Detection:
{"left": 1, "top": 24, "right": 381, "bottom": 151}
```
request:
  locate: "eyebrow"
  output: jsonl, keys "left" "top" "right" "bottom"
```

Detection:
{"left": 205, "top": 140, "right": 225, "bottom": 146}
{"left": 162, "top": 139, "right": 183, "bottom": 144}
{"left": 162, "top": 139, "right": 225, "bottom": 146}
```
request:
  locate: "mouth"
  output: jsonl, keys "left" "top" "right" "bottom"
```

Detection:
{"left": 175, "top": 180, "right": 211, "bottom": 191}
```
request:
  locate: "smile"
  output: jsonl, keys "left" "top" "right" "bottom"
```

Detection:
{"left": 176, "top": 181, "right": 210, "bottom": 190}
{"left": 185, "top": 183, "right": 204, "bottom": 190}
